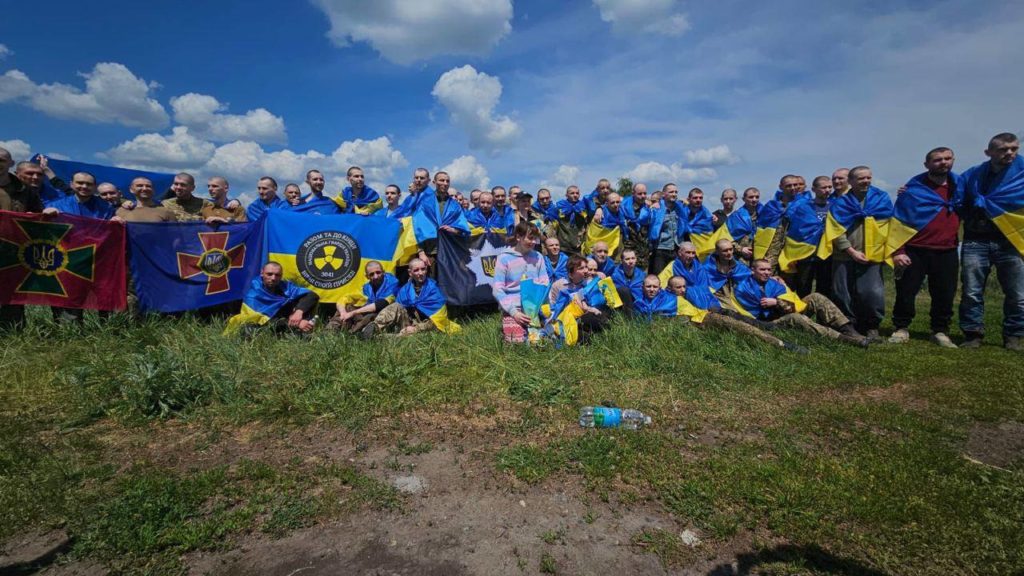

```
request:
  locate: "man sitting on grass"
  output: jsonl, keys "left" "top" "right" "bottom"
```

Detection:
{"left": 361, "top": 258, "right": 459, "bottom": 338}
{"left": 226, "top": 262, "right": 319, "bottom": 338}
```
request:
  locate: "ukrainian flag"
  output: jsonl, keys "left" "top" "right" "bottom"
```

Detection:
{"left": 547, "top": 277, "right": 621, "bottom": 346}
{"left": 685, "top": 206, "right": 719, "bottom": 259}
{"left": 885, "top": 172, "right": 962, "bottom": 259}
{"left": 817, "top": 186, "right": 893, "bottom": 263}
{"left": 753, "top": 198, "right": 786, "bottom": 260}
{"left": 582, "top": 219, "right": 622, "bottom": 256}
{"left": 395, "top": 277, "right": 460, "bottom": 334}
{"left": 265, "top": 210, "right": 403, "bottom": 303}
{"left": 634, "top": 290, "right": 708, "bottom": 323}
{"left": 960, "top": 155, "right": 1024, "bottom": 256}
{"left": 334, "top": 186, "right": 383, "bottom": 215}
{"left": 224, "top": 278, "right": 311, "bottom": 335}
{"left": 776, "top": 199, "right": 826, "bottom": 273}
{"left": 732, "top": 275, "right": 806, "bottom": 320}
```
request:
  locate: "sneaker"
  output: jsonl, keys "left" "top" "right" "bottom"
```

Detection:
{"left": 930, "top": 332, "right": 957, "bottom": 349}
{"left": 961, "top": 334, "right": 983, "bottom": 349}
{"left": 1006, "top": 336, "right": 1023, "bottom": 352}
{"left": 359, "top": 322, "right": 377, "bottom": 340}
{"left": 888, "top": 328, "right": 910, "bottom": 344}
{"left": 865, "top": 329, "right": 883, "bottom": 344}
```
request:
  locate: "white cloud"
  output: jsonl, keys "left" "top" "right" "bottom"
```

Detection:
{"left": 0, "top": 44, "right": 11, "bottom": 60}
{"left": 550, "top": 164, "right": 581, "bottom": 187}
{"left": 432, "top": 65, "right": 521, "bottom": 155}
{"left": 624, "top": 161, "right": 717, "bottom": 186}
{"left": 0, "top": 63, "right": 169, "bottom": 129}
{"left": 593, "top": 0, "right": 689, "bottom": 36}
{"left": 439, "top": 155, "right": 490, "bottom": 191}
{"left": 205, "top": 141, "right": 326, "bottom": 182}
{"left": 684, "top": 145, "right": 739, "bottom": 167}
{"left": 312, "top": 0, "right": 513, "bottom": 65}
{"left": 0, "top": 138, "right": 31, "bottom": 161}
{"left": 170, "top": 93, "right": 287, "bottom": 144}
{"left": 103, "top": 127, "right": 216, "bottom": 171}
{"left": 329, "top": 136, "right": 408, "bottom": 183}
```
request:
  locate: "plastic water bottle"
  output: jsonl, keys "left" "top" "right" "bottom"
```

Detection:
{"left": 579, "top": 406, "right": 651, "bottom": 430}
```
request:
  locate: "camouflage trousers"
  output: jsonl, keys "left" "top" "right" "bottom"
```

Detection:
{"left": 771, "top": 292, "right": 849, "bottom": 339}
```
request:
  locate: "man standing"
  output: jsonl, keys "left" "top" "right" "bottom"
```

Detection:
{"left": 226, "top": 262, "right": 319, "bottom": 337}
{"left": 334, "top": 167, "right": 381, "bottom": 215}
{"left": 683, "top": 187, "right": 716, "bottom": 258}
{"left": 647, "top": 183, "right": 686, "bottom": 274}
{"left": 116, "top": 178, "right": 174, "bottom": 222}
{"left": 162, "top": 173, "right": 212, "bottom": 222}
{"left": 48, "top": 172, "right": 117, "bottom": 220}
{"left": 3, "top": 161, "right": 50, "bottom": 213}
{"left": 467, "top": 191, "right": 507, "bottom": 233}
{"left": 97, "top": 183, "right": 123, "bottom": 207}
{"left": 726, "top": 187, "right": 762, "bottom": 263}
{"left": 824, "top": 165, "right": 893, "bottom": 342}
{"left": 202, "top": 176, "right": 247, "bottom": 224}
{"left": 533, "top": 188, "right": 553, "bottom": 218}
{"left": 551, "top": 185, "right": 590, "bottom": 257}
{"left": 712, "top": 188, "right": 738, "bottom": 230}
{"left": 832, "top": 168, "right": 851, "bottom": 198}
{"left": 958, "top": 133, "right": 1024, "bottom": 351}
{"left": 887, "top": 148, "right": 961, "bottom": 348}
{"left": 620, "top": 183, "right": 652, "bottom": 269}
{"left": 776, "top": 176, "right": 833, "bottom": 296}
{"left": 246, "top": 176, "right": 287, "bottom": 221}
{"left": 283, "top": 183, "right": 303, "bottom": 206}
{"left": 491, "top": 185, "right": 513, "bottom": 228}
{"left": 762, "top": 175, "right": 810, "bottom": 269}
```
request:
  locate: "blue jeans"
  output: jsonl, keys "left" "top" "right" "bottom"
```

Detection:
{"left": 959, "top": 239, "right": 1024, "bottom": 338}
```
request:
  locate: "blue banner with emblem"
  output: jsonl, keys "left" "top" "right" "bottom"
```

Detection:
{"left": 127, "top": 220, "right": 265, "bottom": 313}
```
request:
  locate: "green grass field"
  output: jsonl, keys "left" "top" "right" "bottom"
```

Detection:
{"left": 1, "top": 283, "right": 1022, "bottom": 575}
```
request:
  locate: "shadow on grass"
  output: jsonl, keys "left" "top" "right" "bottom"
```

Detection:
{"left": 707, "top": 543, "right": 890, "bottom": 576}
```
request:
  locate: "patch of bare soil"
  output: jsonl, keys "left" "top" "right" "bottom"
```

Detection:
{"left": 963, "top": 420, "right": 1024, "bottom": 469}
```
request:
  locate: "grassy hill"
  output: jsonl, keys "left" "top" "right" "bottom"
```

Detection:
{"left": 1, "top": 289, "right": 1022, "bottom": 575}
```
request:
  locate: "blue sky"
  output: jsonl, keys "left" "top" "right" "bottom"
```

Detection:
{"left": 2, "top": 0, "right": 1021, "bottom": 206}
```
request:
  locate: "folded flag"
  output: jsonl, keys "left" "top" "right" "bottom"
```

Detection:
{"left": 33, "top": 155, "right": 175, "bottom": 203}
{"left": 776, "top": 199, "right": 827, "bottom": 272}
{"left": 960, "top": 155, "right": 1024, "bottom": 256}
{"left": 128, "top": 220, "right": 264, "bottom": 313}
{"left": 224, "top": 277, "right": 312, "bottom": 335}
{"left": 437, "top": 232, "right": 505, "bottom": 306}
{"left": 0, "top": 210, "right": 126, "bottom": 310}
{"left": 396, "top": 277, "right": 460, "bottom": 334}
{"left": 818, "top": 186, "right": 893, "bottom": 262}
{"left": 885, "top": 172, "right": 963, "bottom": 259}
{"left": 264, "top": 210, "right": 402, "bottom": 303}
{"left": 732, "top": 275, "right": 806, "bottom": 319}
{"left": 519, "top": 279, "right": 550, "bottom": 321}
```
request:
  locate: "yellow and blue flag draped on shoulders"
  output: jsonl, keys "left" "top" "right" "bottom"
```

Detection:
{"left": 684, "top": 205, "right": 719, "bottom": 258}
{"left": 634, "top": 289, "right": 708, "bottom": 323}
{"left": 885, "top": 172, "right": 963, "bottom": 259}
{"left": 396, "top": 277, "right": 460, "bottom": 334}
{"left": 646, "top": 200, "right": 687, "bottom": 245}
{"left": 753, "top": 196, "right": 787, "bottom": 259}
{"left": 339, "top": 272, "right": 400, "bottom": 307}
{"left": 582, "top": 207, "right": 627, "bottom": 256}
{"left": 334, "top": 185, "right": 383, "bottom": 215}
{"left": 704, "top": 255, "right": 752, "bottom": 292}
{"left": 224, "top": 278, "right": 311, "bottom": 335}
{"left": 776, "top": 199, "right": 827, "bottom": 272}
{"left": 721, "top": 205, "right": 759, "bottom": 245}
{"left": 402, "top": 188, "right": 470, "bottom": 261}
{"left": 657, "top": 258, "right": 718, "bottom": 310}
{"left": 732, "top": 276, "right": 806, "bottom": 320}
{"left": 960, "top": 155, "right": 1024, "bottom": 256}
{"left": 817, "top": 186, "right": 894, "bottom": 263}
{"left": 264, "top": 210, "right": 403, "bottom": 303}
{"left": 466, "top": 208, "right": 509, "bottom": 235}
{"left": 546, "top": 276, "right": 621, "bottom": 346}
{"left": 553, "top": 198, "right": 589, "bottom": 222}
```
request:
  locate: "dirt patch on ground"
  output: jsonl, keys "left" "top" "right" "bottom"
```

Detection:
{"left": 963, "top": 420, "right": 1024, "bottom": 468}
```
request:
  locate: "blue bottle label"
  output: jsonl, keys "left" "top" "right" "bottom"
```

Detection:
{"left": 593, "top": 407, "right": 621, "bottom": 428}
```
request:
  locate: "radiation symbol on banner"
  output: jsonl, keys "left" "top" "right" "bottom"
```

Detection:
{"left": 296, "top": 231, "right": 360, "bottom": 289}
{"left": 0, "top": 220, "right": 95, "bottom": 297}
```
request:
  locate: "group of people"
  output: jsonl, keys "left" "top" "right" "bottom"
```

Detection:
{"left": 1, "top": 131, "right": 1021, "bottom": 351}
